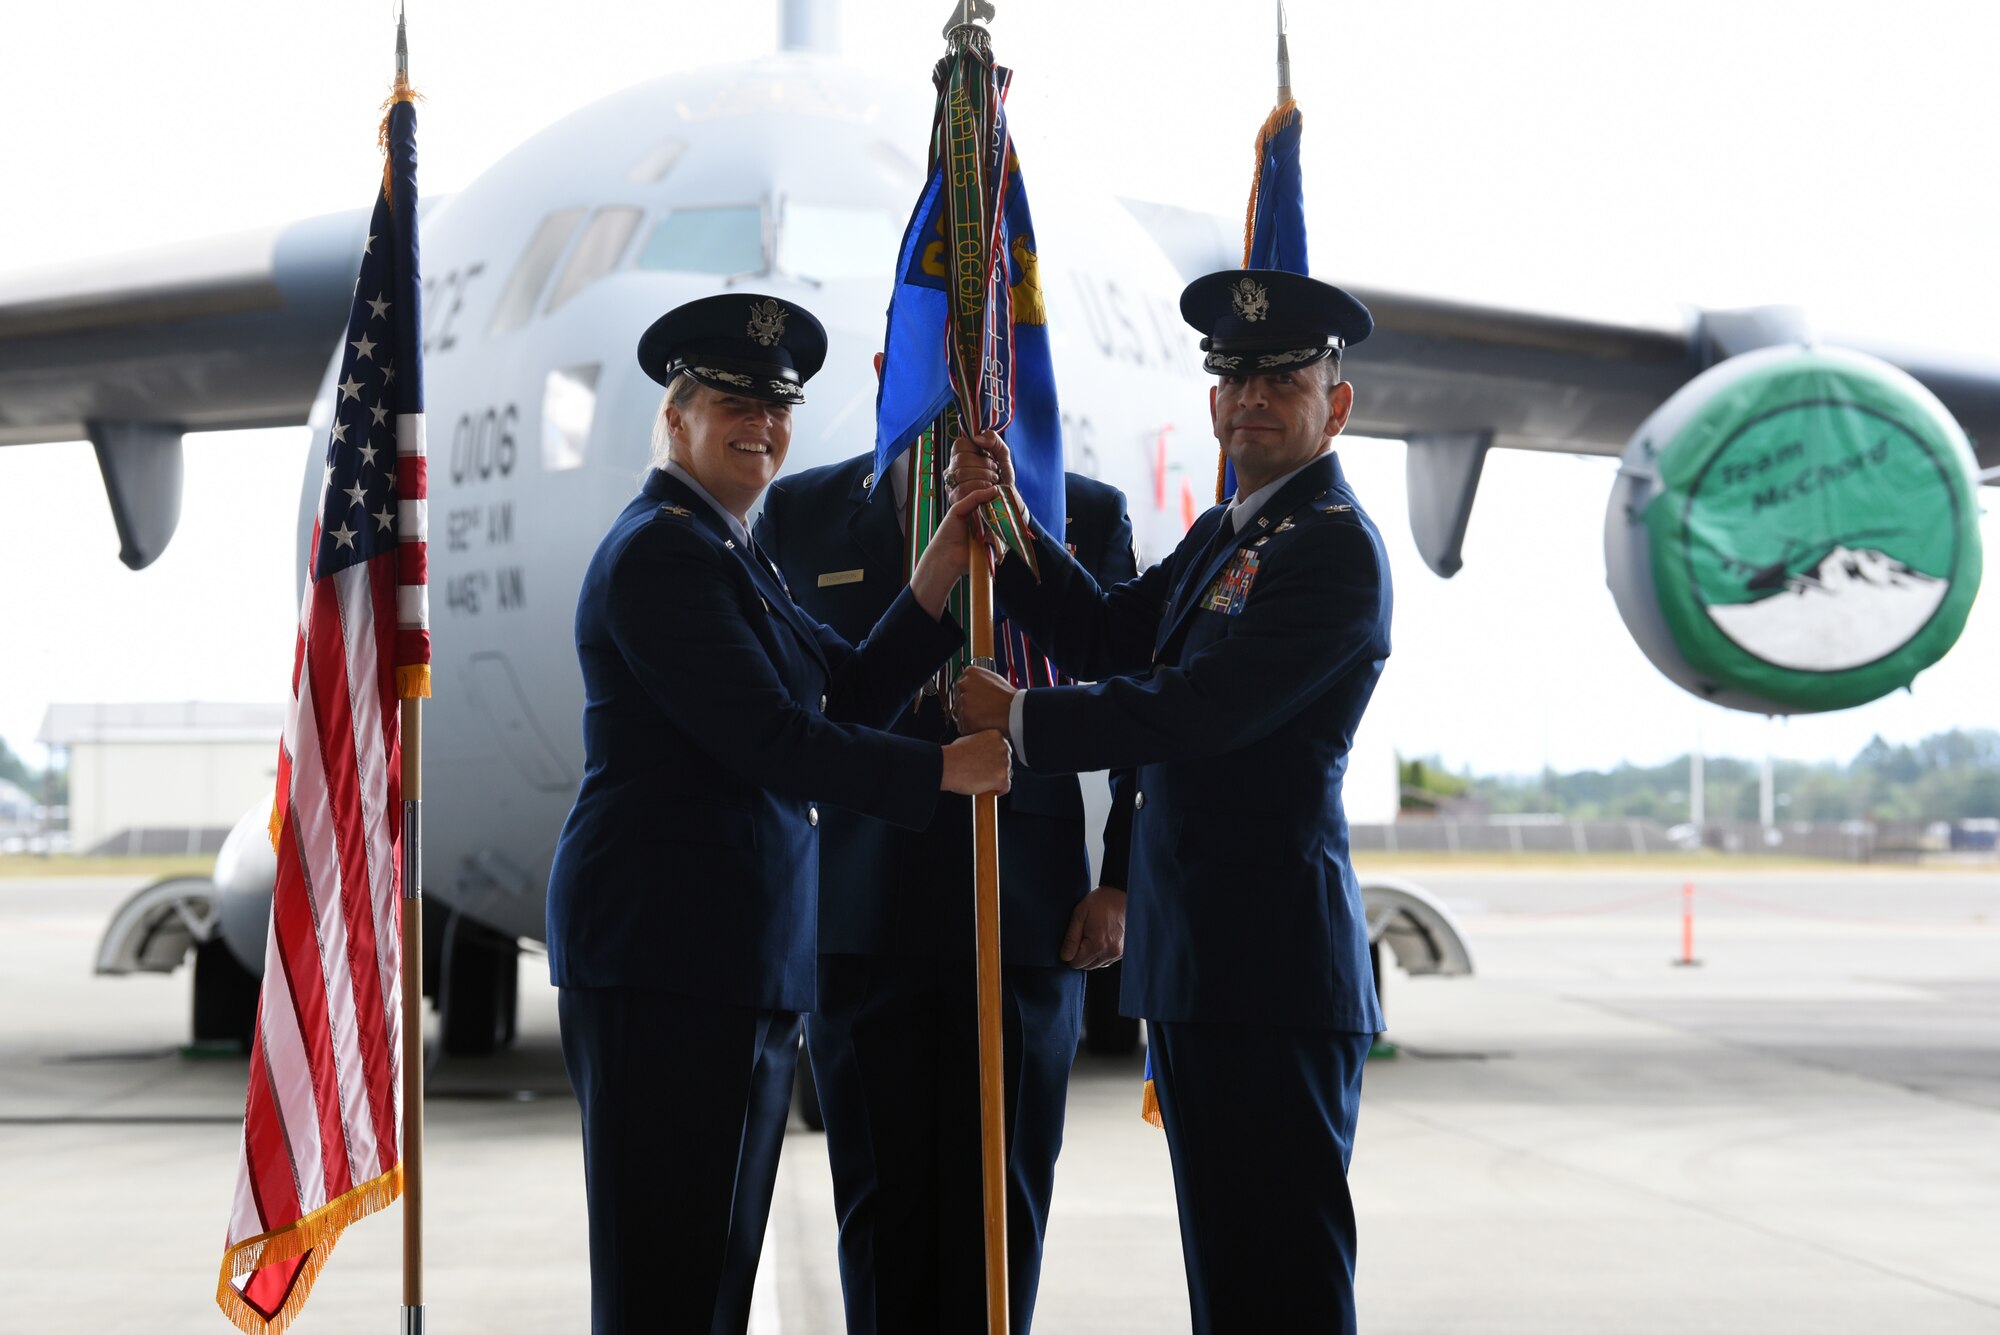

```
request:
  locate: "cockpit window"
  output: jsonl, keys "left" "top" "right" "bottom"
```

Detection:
{"left": 781, "top": 203, "right": 904, "bottom": 281}
{"left": 488, "top": 208, "right": 585, "bottom": 336}
{"left": 633, "top": 206, "right": 765, "bottom": 276}
{"left": 545, "top": 208, "right": 643, "bottom": 314}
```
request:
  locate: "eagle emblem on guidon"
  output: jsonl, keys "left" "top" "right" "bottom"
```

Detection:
{"left": 746, "top": 299, "right": 788, "bottom": 347}
{"left": 1231, "top": 276, "right": 1269, "bottom": 323}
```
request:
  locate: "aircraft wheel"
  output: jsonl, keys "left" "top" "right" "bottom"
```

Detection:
{"left": 1082, "top": 962, "right": 1139, "bottom": 1055}
{"left": 438, "top": 913, "right": 520, "bottom": 1057}
{"left": 192, "top": 936, "right": 260, "bottom": 1053}
{"left": 793, "top": 1036, "right": 825, "bottom": 1131}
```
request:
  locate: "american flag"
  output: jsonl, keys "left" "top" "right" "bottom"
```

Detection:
{"left": 216, "top": 84, "right": 428, "bottom": 1334}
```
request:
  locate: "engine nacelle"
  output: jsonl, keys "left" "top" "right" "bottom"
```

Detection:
{"left": 1605, "top": 345, "right": 1983, "bottom": 715}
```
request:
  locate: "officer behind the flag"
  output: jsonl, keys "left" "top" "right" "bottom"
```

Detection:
{"left": 756, "top": 430, "right": 1138, "bottom": 1334}
{"left": 546, "top": 294, "right": 1013, "bottom": 1335}
{"left": 947, "top": 269, "right": 1390, "bottom": 1334}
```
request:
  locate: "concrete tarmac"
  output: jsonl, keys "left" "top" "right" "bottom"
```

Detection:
{"left": 3, "top": 868, "right": 1998, "bottom": 1333}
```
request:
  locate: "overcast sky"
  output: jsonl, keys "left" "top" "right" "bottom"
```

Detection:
{"left": 2, "top": 0, "right": 1995, "bottom": 776}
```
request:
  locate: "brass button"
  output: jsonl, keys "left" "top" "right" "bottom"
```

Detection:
{"left": 808, "top": 806, "right": 819, "bottom": 827}
{"left": 1134, "top": 791, "right": 1146, "bottom": 811}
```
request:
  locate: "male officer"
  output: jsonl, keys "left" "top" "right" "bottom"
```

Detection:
{"left": 546, "top": 294, "right": 1012, "bottom": 1335}
{"left": 756, "top": 436, "right": 1136, "bottom": 1334}
{"left": 949, "top": 269, "right": 1391, "bottom": 1333}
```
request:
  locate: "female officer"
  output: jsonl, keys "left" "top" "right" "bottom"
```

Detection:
{"left": 546, "top": 293, "right": 1011, "bottom": 1334}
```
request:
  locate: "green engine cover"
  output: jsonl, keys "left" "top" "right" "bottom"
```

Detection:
{"left": 1626, "top": 347, "right": 1981, "bottom": 713}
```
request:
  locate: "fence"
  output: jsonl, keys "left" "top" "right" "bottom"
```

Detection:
{"left": 83, "top": 827, "right": 233, "bottom": 857}
{"left": 1354, "top": 819, "right": 1894, "bottom": 862}
{"left": 1352, "top": 820, "right": 1682, "bottom": 856}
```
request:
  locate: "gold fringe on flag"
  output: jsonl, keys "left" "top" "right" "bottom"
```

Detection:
{"left": 1218, "top": 98, "right": 1303, "bottom": 504}
{"left": 1239, "top": 98, "right": 1299, "bottom": 270}
{"left": 1140, "top": 1077, "right": 1163, "bottom": 1129}
{"left": 214, "top": 1165, "right": 404, "bottom": 1335}
{"left": 377, "top": 78, "right": 423, "bottom": 203}
{"left": 396, "top": 664, "right": 432, "bottom": 700}
{"left": 265, "top": 754, "right": 291, "bottom": 854}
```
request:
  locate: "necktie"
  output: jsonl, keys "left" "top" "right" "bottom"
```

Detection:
{"left": 1184, "top": 511, "right": 1232, "bottom": 575}
{"left": 1173, "top": 512, "right": 1239, "bottom": 621}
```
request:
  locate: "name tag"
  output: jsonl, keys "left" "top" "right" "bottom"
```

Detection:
{"left": 817, "top": 568, "right": 865, "bottom": 588}
{"left": 1199, "top": 549, "right": 1261, "bottom": 615}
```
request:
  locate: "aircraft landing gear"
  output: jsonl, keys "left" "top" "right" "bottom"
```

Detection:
{"left": 190, "top": 936, "right": 260, "bottom": 1054}
{"left": 436, "top": 910, "right": 520, "bottom": 1057}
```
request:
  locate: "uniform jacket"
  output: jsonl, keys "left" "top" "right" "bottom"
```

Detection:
{"left": 995, "top": 451, "right": 1390, "bottom": 1031}
{"left": 757, "top": 456, "right": 1138, "bottom": 966}
{"left": 546, "top": 468, "right": 963, "bottom": 1012}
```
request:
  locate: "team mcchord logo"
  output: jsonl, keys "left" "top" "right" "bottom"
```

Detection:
{"left": 1606, "top": 347, "right": 1983, "bottom": 714}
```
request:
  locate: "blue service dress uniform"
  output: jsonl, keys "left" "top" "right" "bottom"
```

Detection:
{"left": 546, "top": 465, "right": 966, "bottom": 1335}
{"left": 756, "top": 456, "right": 1138, "bottom": 1334}
{"left": 993, "top": 449, "right": 1390, "bottom": 1333}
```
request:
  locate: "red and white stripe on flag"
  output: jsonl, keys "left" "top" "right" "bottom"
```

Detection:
{"left": 218, "top": 83, "right": 425, "bottom": 1333}
{"left": 219, "top": 556, "right": 408, "bottom": 1329}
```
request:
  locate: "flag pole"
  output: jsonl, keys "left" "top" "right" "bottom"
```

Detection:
{"left": 966, "top": 539, "right": 1008, "bottom": 1335}
{"left": 938, "top": 1, "right": 1010, "bottom": 1326}
{"left": 393, "top": 15, "right": 427, "bottom": 1335}
{"left": 400, "top": 695, "right": 425, "bottom": 1335}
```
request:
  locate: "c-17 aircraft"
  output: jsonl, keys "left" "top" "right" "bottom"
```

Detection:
{"left": 7, "top": 0, "right": 1997, "bottom": 1057}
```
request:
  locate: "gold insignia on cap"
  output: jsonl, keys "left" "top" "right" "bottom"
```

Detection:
{"left": 1231, "top": 277, "right": 1269, "bottom": 323}
{"left": 747, "top": 299, "right": 788, "bottom": 347}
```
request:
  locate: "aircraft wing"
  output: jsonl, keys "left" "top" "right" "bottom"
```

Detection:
{"left": 0, "top": 210, "right": 367, "bottom": 567}
{"left": 1122, "top": 196, "right": 2000, "bottom": 574}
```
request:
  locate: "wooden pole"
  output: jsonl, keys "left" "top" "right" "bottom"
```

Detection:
{"left": 966, "top": 533, "right": 1009, "bottom": 1335}
{"left": 400, "top": 697, "right": 426, "bottom": 1333}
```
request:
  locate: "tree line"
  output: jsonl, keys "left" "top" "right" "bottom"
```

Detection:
{"left": 1401, "top": 728, "right": 2000, "bottom": 825}
{"left": 0, "top": 737, "right": 66, "bottom": 807}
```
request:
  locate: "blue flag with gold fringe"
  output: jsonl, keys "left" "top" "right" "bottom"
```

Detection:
{"left": 1218, "top": 99, "right": 1309, "bottom": 502}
